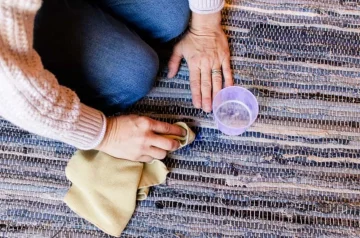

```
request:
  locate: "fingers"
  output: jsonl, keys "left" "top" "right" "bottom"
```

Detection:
{"left": 139, "top": 134, "right": 180, "bottom": 162}
{"left": 150, "top": 134, "right": 180, "bottom": 151}
{"left": 149, "top": 119, "right": 187, "bottom": 137}
{"left": 147, "top": 147, "right": 168, "bottom": 160}
{"left": 189, "top": 65, "right": 202, "bottom": 109}
{"left": 138, "top": 147, "right": 169, "bottom": 162}
{"left": 137, "top": 155, "right": 154, "bottom": 163}
{"left": 222, "top": 54, "right": 233, "bottom": 87}
{"left": 211, "top": 63, "right": 223, "bottom": 102}
{"left": 168, "top": 44, "right": 182, "bottom": 78}
{"left": 200, "top": 61, "right": 212, "bottom": 112}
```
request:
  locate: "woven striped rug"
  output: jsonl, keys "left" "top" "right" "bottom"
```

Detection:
{"left": 1, "top": 0, "right": 360, "bottom": 237}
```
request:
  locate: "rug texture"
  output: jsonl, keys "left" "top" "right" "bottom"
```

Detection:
{"left": 1, "top": 0, "right": 360, "bottom": 237}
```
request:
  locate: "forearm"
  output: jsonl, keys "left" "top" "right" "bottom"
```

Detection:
{"left": 0, "top": 0, "right": 106, "bottom": 150}
{"left": 0, "top": 62, "right": 106, "bottom": 150}
{"left": 188, "top": 0, "right": 224, "bottom": 14}
{"left": 189, "top": 0, "right": 224, "bottom": 34}
{"left": 191, "top": 11, "right": 222, "bottom": 34}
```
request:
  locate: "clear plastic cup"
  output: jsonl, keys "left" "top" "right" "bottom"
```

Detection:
{"left": 213, "top": 86, "right": 259, "bottom": 135}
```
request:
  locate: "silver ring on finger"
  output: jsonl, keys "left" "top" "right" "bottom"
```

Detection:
{"left": 211, "top": 69, "right": 222, "bottom": 75}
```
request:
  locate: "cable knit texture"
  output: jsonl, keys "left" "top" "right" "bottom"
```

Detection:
{"left": 0, "top": 0, "right": 221, "bottom": 149}
{"left": 189, "top": 0, "right": 224, "bottom": 14}
{"left": 0, "top": 0, "right": 106, "bottom": 150}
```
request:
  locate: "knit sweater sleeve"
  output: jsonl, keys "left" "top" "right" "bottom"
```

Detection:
{"left": 188, "top": 0, "right": 225, "bottom": 14}
{"left": 0, "top": 0, "right": 106, "bottom": 150}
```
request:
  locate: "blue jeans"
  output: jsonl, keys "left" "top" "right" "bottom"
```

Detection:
{"left": 34, "top": 0, "right": 190, "bottom": 115}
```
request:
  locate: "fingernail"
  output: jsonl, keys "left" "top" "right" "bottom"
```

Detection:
{"left": 181, "top": 129, "right": 187, "bottom": 137}
{"left": 167, "top": 70, "right": 172, "bottom": 78}
{"left": 170, "top": 142, "right": 181, "bottom": 152}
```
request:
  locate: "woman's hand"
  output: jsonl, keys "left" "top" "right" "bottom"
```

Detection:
{"left": 96, "top": 115, "right": 186, "bottom": 162}
{"left": 168, "top": 11, "right": 233, "bottom": 112}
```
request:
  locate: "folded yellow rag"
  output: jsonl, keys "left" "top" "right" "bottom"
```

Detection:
{"left": 64, "top": 122, "right": 195, "bottom": 237}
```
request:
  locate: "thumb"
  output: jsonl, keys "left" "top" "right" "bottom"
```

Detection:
{"left": 167, "top": 44, "right": 183, "bottom": 78}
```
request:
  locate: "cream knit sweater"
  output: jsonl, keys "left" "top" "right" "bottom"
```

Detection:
{"left": 0, "top": 0, "right": 224, "bottom": 150}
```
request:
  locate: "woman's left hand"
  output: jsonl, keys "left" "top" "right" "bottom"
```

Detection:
{"left": 167, "top": 11, "right": 233, "bottom": 112}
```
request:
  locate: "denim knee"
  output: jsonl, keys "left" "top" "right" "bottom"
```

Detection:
{"left": 97, "top": 0, "right": 191, "bottom": 43}
{"left": 101, "top": 45, "right": 159, "bottom": 112}
{"left": 159, "top": 6, "right": 191, "bottom": 42}
{"left": 129, "top": 48, "right": 159, "bottom": 99}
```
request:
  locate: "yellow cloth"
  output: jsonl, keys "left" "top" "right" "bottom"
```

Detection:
{"left": 64, "top": 122, "right": 195, "bottom": 237}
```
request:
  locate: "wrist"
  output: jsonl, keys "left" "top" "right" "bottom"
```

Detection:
{"left": 191, "top": 12, "right": 222, "bottom": 32}
{"left": 95, "top": 115, "right": 109, "bottom": 151}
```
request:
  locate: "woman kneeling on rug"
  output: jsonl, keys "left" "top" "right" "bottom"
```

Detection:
{"left": 0, "top": 0, "right": 233, "bottom": 162}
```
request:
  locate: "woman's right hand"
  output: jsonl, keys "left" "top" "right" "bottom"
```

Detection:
{"left": 96, "top": 115, "right": 187, "bottom": 162}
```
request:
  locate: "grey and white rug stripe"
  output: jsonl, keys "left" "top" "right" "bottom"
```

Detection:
{"left": 1, "top": 0, "right": 360, "bottom": 237}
